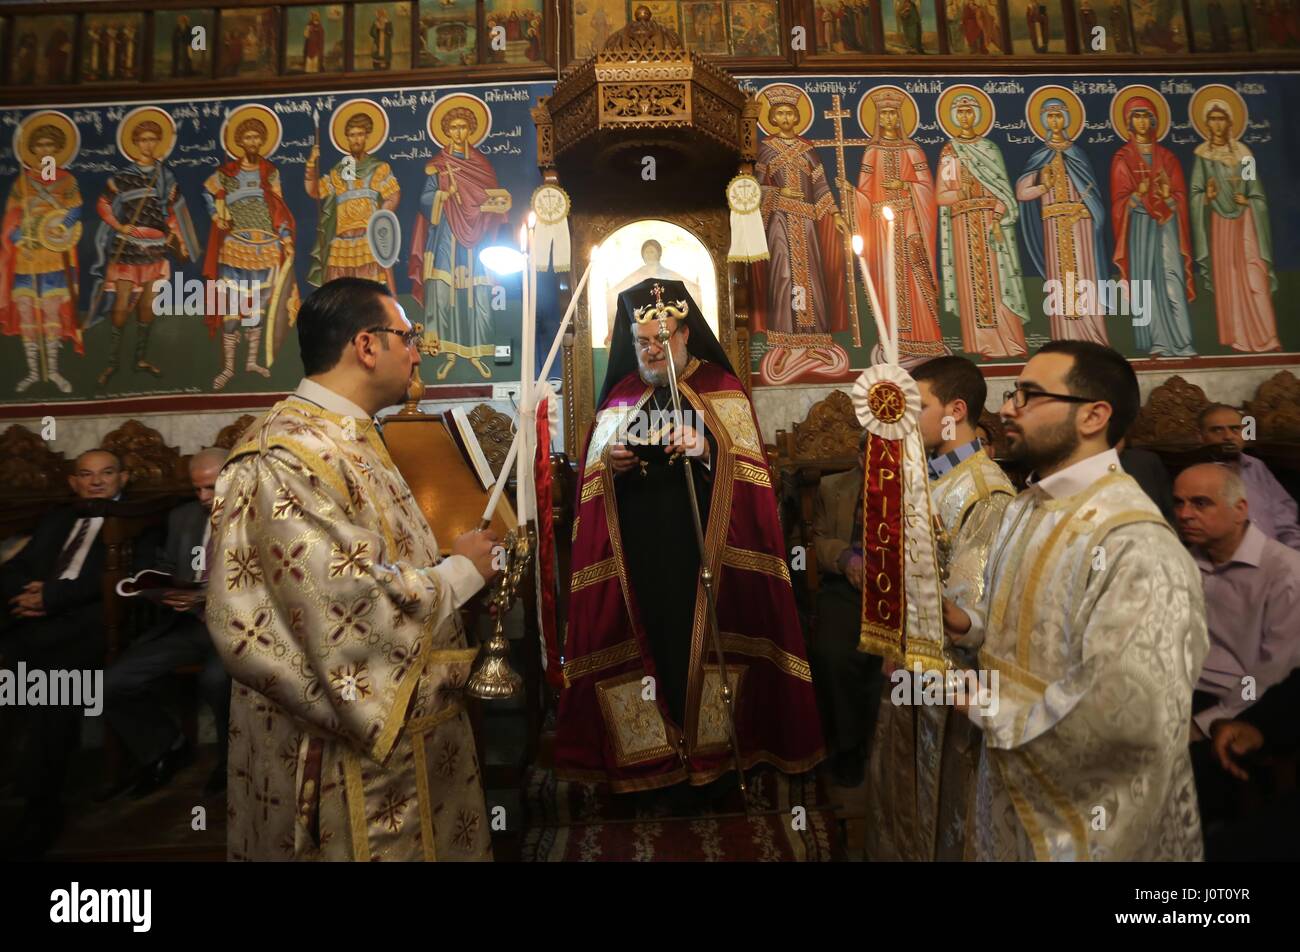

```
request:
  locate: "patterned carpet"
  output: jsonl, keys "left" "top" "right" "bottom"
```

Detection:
{"left": 520, "top": 767, "right": 843, "bottom": 861}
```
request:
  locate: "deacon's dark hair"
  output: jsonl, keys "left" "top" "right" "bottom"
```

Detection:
{"left": 297, "top": 278, "right": 394, "bottom": 377}
{"left": 912, "top": 355, "right": 987, "bottom": 426}
{"left": 1197, "top": 402, "right": 1242, "bottom": 429}
{"left": 1036, "top": 340, "right": 1138, "bottom": 447}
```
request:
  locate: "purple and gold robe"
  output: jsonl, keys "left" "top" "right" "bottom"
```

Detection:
{"left": 555, "top": 359, "right": 824, "bottom": 791}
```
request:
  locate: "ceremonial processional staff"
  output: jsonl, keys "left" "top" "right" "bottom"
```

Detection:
{"left": 635, "top": 281, "right": 748, "bottom": 798}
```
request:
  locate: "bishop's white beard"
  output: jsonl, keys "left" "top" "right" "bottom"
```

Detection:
{"left": 635, "top": 339, "right": 689, "bottom": 387}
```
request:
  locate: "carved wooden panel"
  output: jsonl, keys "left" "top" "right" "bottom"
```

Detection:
{"left": 101, "top": 420, "right": 187, "bottom": 489}
{"left": 1130, "top": 375, "right": 1210, "bottom": 446}
{"left": 601, "top": 82, "right": 688, "bottom": 122}
{"left": 0, "top": 424, "right": 69, "bottom": 492}
{"left": 468, "top": 404, "right": 516, "bottom": 478}
{"left": 531, "top": 100, "right": 555, "bottom": 168}
{"left": 213, "top": 414, "right": 258, "bottom": 450}
{"left": 1246, "top": 370, "right": 1300, "bottom": 441}
{"left": 792, "top": 389, "right": 862, "bottom": 460}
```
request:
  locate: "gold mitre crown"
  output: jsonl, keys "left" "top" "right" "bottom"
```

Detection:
{"left": 632, "top": 282, "right": 690, "bottom": 324}
{"left": 872, "top": 89, "right": 905, "bottom": 109}
{"left": 763, "top": 85, "right": 802, "bottom": 109}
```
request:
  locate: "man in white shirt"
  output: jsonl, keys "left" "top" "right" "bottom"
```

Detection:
{"left": 1, "top": 448, "right": 132, "bottom": 858}
{"left": 944, "top": 341, "right": 1209, "bottom": 860}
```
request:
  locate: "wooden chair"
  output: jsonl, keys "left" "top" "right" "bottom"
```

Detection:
{"left": 772, "top": 391, "right": 863, "bottom": 629}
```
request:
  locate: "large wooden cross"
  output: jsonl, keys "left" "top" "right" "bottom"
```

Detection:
{"left": 809, "top": 94, "right": 873, "bottom": 348}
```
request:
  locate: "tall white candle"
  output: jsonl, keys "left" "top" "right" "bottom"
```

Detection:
{"left": 482, "top": 244, "right": 600, "bottom": 529}
{"left": 537, "top": 243, "right": 597, "bottom": 383}
{"left": 882, "top": 204, "right": 897, "bottom": 363}
{"left": 516, "top": 222, "right": 531, "bottom": 523}
{"left": 852, "top": 234, "right": 891, "bottom": 364}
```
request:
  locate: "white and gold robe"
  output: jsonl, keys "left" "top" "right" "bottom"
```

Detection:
{"left": 206, "top": 383, "right": 492, "bottom": 861}
{"left": 866, "top": 447, "right": 1013, "bottom": 861}
{"left": 963, "top": 449, "right": 1207, "bottom": 861}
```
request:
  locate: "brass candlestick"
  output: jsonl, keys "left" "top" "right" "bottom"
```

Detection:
{"left": 466, "top": 526, "right": 530, "bottom": 700}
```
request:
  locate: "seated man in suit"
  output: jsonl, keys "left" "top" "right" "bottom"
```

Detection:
{"left": 808, "top": 429, "right": 883, "bottom": 788}
{"left": 0, "top": 448, "right": 130, "bottom": 857}
{"left": 102, "top": 448, "right": 231, "bottom": 799}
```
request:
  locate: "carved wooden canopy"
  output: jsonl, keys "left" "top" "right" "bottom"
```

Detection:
{"left": 532, "top": 5, "right": 756, "bottom": 199}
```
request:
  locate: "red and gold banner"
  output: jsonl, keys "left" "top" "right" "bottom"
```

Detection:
{"left": 852, "top": 365, "right": 948, "bottom": 672}
{"left": 860, "top": 432, "right": 905, "bottom": 659}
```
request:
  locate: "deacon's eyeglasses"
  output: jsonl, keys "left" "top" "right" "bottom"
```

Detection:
{"left": 1002, "top": 385, "right": 1101, "bottom": 410}
{"left": 363, "top": 326, "right": 422, "bottom": 348}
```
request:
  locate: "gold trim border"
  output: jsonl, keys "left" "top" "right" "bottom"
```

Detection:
{"left": 719, "top": 631, "right": 812, "bottom": 682}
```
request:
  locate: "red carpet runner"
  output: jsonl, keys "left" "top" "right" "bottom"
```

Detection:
{"left": 521, "top": 767, "right": 843, "bottom": 861}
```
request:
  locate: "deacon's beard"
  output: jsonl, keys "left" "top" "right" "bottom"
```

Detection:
{"left": 1007, "top": 411, "right": 1081, "bottom": 474}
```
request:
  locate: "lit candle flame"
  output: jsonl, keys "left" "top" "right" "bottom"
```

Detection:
{"left": 527, "top": 211, "right": 537, "bottom": 230}
{"left": 881, "top": 205, "right": 896, "bottom": 223}
{"left": 851, "top": 234, "right": 863, "bottom": 256}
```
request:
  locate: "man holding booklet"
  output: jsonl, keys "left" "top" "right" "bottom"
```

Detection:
{"left": 102, "top": 447, "right": 231, "bottom": 799}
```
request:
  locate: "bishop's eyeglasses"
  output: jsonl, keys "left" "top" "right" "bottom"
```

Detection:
{"left": 633, "top": 326, "right": 683, "bottom": 353}
{"left": 1002, "top": 385, "right": 1101, "bottom": 410}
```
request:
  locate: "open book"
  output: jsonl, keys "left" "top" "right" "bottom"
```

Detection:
{"left": 443, "top": 406, "right": 497, "bottom": 492}
{"left": 115, "top": 569, "right": 205, "bottom": 601}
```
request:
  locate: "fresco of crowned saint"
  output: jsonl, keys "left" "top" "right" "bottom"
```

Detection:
{"left": 1016, "top": 87, "right": 1111, "bottom": 345}
{"left": 203, "top": 105, "right": 299, "bottom": 390}
{"left": 750, "top": 83, "right": 850, "bottom": 386}
{"left": 935, "top": 86, "right": 1028, "bottom": 359}
{"left": 88, "top": 106, "right": 201, "bottom": 388}
{"left": 306, "top": 99, "right": 401, "bottom": 291}
{"left": 1110, "top": 87, "right": 1197, "bottom": 357}
{"left": 854, "top": 86, "right": 947, "bottom": 366}
{"left": 408, "top": 95, "right": 512, "bottom": 381}
{"left": 1188, "top": 85, "right": 1279, "bottom": 353}
{"left": 0, "top": 111, "right": 83, "bottom": 394}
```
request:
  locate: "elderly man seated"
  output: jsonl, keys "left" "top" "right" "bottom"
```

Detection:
{"left": 1172, "top": 463, "right": 1300, "bottom": 831}
{"left": 1198, "top": 403, "right": 1300, "bottom": 550}
{"left": 101, "top": 448, "right": 231, "bottom": 800}
{"left": 1, "top": 449, "right": 132, "bottom": 858}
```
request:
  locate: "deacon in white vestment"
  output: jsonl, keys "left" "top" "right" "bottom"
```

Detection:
{"left": 866, "top": 356, "right": 1014, "bottom": 862}
{"left": 946, "top": 341, "right": 1208, "bottom": 861}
